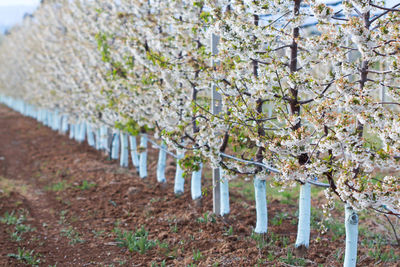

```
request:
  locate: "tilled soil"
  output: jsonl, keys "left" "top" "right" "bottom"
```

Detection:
{"left": 0, "top": 105, "right": 398, "bottom": 267}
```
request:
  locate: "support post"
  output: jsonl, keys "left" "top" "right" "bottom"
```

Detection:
{"left": 211, "top": 32, "right": 222, "bottom": 215}
{"left": 212, "top": 168, "right": 221, "bottom": 215}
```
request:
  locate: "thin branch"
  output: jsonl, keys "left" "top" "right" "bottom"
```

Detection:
{"left": 384, "top": 214, "right": 400, "bottom": 246}
{"left": 371, "top": 3, "right": 400, "bottom": 12}
{"left": 370, "top": 3, "right": 400, "bottom": 23}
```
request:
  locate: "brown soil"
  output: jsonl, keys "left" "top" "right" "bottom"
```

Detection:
{"left": 0, "top": 105, "right": 398, "bottom": 267}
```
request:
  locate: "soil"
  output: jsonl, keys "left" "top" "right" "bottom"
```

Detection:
{"left": 0, "top": 104, "right": 398, "bottom": 267}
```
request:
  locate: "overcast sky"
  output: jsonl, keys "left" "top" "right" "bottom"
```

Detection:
{"left": 0, "top": 0, "right": 40, "bottom": 6}
{"left": 0, "top": 0, "right": 39, "bottom": 33}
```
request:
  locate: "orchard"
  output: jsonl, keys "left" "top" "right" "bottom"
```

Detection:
{"left": 0, "top": 0, "right": 399, "bottom": 266}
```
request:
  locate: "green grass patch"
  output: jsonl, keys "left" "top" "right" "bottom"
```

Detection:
{"left": 114, "top": 226, "right": 156, "bottom": 254}
{"left": 7, "top": 247, "right": 41, "bottom": 266}
{"left": 75, "top": 180, "right": 96, "bottom": 190}
{"left": 45, "top": 181, "right": 69, "bottom": 192}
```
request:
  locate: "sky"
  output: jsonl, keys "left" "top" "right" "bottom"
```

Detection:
{"left": 0, "top": 0, "right": 40, "bottom": 33}
{"left": 0, "top": 0, "right": 40, "bottom": 6}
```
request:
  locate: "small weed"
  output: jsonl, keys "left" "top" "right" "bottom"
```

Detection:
{"left": 279, "top": 249, "right": 306, "bottom": 266}
{"left": 267, "top": 252, "right": 275, "bottom": 261}
{"left": 7, "top": 247, "right": 41, "bottom": 266}
{"left": 256, "top": 258, "right": 266, "bottom": 266}
{"left": 179, "top": 240, "right": 185, "bottom": 253}
{"left": 281, "top": 191, "right": 296, "bottom": 205}
{"left": 9, "top": 231, "right": 22, "bottom": 242}
{"left": 15, "top": 223, "right": 35, "bottom": 234}
{"left": 156, "top": 240, "right": 169, "bottom": 250}
{"left": 109, "top": 200, "right": 117, "bottom": 207}
{"left": 280, "top": 236, "right": 290, "bottom": 247}
{"left": 92, "top": 229, "right": 105, "bottom": 238}
{"left": 55, "top": 196, "right": 71, "bottom": 206}
{"left": 224, "top": 226, "right": 233, "bottom": 236}
{"left": 60, "top": 226, "right": 85, "bottom": 245}
{"left": 150, "top": 197, "right": 160, "bottom": 204}
{"left": 114, "top": 226, "right": 156, "bottom": 254}
{"left": 75, "top": 180, "right": 96, "bottom": 190}
{"left": 334, "top": 248, "right": 344, "bottom": 262}
{"left": 151, "top": 260, "right": 166, "bottom": 267}
{"left": 2, "top": 210, "right": 34, "bottom": 242}
{"left": 0, "top": 210, "right": 19, "bottom": 225}
{"left": 250, "top": 231, "right": 268, "bottom": 249}
{"left": 9, "top": 223, "right": 36, "bottom": 241}
{"left": 326, "top": 220, "right": 345, "bottom": 241}
{"left": 192, "top": 249, "right": 203, "bottom": 261}
{"left": 196, "top": 211, "right": 216, "bottom": 224}
{"left": 271, "top": 212, "right": 288, "bottom": 226}
{"left": 170, "top": 223, "right": 178, "bottom": 233}
{"left": 58, "top": 210, "right": 68, "bottom": 225}
{"left": 364, "top": 235, "right": 400, "bottom": 262}
{"left": 45, "top": 181, "right": 69, "bottom": 192}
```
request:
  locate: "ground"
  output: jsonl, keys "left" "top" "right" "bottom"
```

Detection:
{"left": 0, "top": 104, "right": 399, "bottom": 267}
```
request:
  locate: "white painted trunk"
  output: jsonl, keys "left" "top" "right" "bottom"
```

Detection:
{"left": 111, "top": 130, "right": 120, "bottom": 160}
{"left": 95, "top": 128, "right": 101, "bottom": 150}
{"left": 61, "top": 115, "right": 69, "bottom": 134}
{"left": 100, "top": 126, "right": 108, "bottom": 151}
{"left": 191, "top": 163, "right": 203, "bottom": 200}
{"left": 219, "top": 168, "right": 230, "bottom": 216}
{"left": 87, "top": 124, "right": 95, "bottom": 147}
{"left": 69, "top": 124, "right": 75, "bottom": 139}
{"left": 74, "top": 122, "right": 80, "bottom": 141}
{"left": 120, "top": 132, "right": 129, "bottom": 167}
{"left": 156, "top": 142, "right": 167, "bottom": 183}
{"left": 78, "top": 122, "right": 86, "bottom": 142}
{"left": 52, "top": 111, "right": 59, "bottom": 130}
{"left": 139, "top": 135, "right": 148, "bottom": 178}
{"left": 344, "top": 204, "right": 358, "bottom": 267}
{"left": 129, "top": 135, "right": 140, "bottom": 169}
{"left": 254, "top": 178, "right": 268, "bottom": 234}
{"left": 174, "top": 152, "right": 185, "bottom": 195}
{"left": 295, "top": 182, "right": 311, "bottom": 248}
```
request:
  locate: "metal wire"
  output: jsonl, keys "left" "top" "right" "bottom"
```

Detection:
{"left": 145, "top": 135, "right": 179, "bottom": 158}
{"left": 142, "top": 134, "right": 330, "bottom": 188}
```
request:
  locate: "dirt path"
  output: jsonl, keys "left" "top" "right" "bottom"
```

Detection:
{"left": 0, "top": 105, "right": 398, "bottom": 267}
{"left": 0, "top": 106, "right": 126, "bottom": 265}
